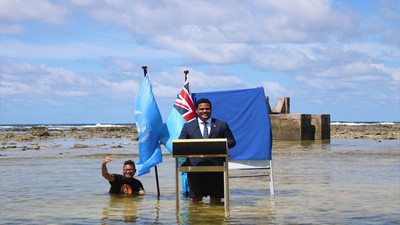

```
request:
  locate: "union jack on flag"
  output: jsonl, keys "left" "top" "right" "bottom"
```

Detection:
{"left": 174, "top": 80, "right": 196, "bottom": 122}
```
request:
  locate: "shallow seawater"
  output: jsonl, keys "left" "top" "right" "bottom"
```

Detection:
{"left": 0, "top": 138, "right": 399, "bottom": 224}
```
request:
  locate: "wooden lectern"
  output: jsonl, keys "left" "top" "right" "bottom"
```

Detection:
{"left": 172, "top": 138, "right": 230, "bottom": 212}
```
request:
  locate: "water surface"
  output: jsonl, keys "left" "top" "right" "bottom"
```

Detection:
{"left": 1, "top": 138, "right": 399, "bottom": 224}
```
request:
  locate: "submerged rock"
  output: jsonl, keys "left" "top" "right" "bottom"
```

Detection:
{"left": 73, "top": 144, "right": 89, "bottom": 148}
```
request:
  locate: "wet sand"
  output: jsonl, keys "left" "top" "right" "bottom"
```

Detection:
{"left": 1, "top": 123, "right": 399, "bottom": 144}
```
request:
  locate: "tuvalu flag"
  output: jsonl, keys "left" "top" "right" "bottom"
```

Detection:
{"left": 134, "top": 74, "right": 163, "bottom": 176}
{"left": 159, "top": 74, "right": 195, "bottom": 195}
{"left": 160, "top": 76, "right": 196, "bottom": 153}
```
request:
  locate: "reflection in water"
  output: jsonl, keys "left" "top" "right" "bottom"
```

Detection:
{"left": 273, "top": 139, "right": 332, "bottom": 151}
{"left": 102, "top": 195, "right": 142, "bottom": 223}
{"left": 179, "top": 200, "right": 226, "bottom": 225}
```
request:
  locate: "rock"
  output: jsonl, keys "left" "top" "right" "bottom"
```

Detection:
{"left": 95, "top": 144, "right": 107, "bottom": 147}
{"left": 73, "top": 143, "right": 89, "bottom": 148}
{"left": 5, "top": 133, "right": 14, "bottom": 139}
{"left": 1, "top": 124, "right": 397, "bottom": 142}
{"left": 21, "top": 146, "right": 40, "bottom": 150}
{"left": 30, "top": 127, "right": 50, "bottom": 137}
{"left": 331, "top": 124, "right": 400, "bottom": 139}
{"left": 22, "top": 134, "right": 34, "bottom": 142}
{"left": 1, "top": 146, "right": 17, "bottom": 150}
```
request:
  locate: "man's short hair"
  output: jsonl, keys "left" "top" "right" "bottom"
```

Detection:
{"left": 124, "top": 160, "right": 136, "bottom": 168}
{"left": 196, "top": 98, "right": 212, "bottom": 109}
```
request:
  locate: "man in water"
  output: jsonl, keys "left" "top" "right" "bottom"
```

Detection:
{"left": 102, "top": 155, "right": 145, "bottom": 195}
{"left": 179, "top": 98, "right": 236, "bottom": 203}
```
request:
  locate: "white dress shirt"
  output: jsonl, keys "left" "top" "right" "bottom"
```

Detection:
{"left": 198, "top": 118, "right": 211, "bottom": 138}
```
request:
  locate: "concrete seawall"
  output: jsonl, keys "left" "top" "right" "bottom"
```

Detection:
{"left": 270, "top": 114, "right": 330, "bottom": 140}
{"left": 267, "top": 97, "right": 330, "bottom": 140}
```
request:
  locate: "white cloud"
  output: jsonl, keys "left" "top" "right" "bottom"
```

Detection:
{"left": 0, "top": 58, "right": 92, "bottom": 97}
{"left": 105, "top": 58, "right": 138, "bottom": 71}
{"left": 1, "top": 0, "right": 399, "bottom": 122}
{"left": 255, "top": 0, "right": 358, "bottom": 41}
{"left": 143, "top": 67, "right": 249, "bottom": 98}
{"left": 1, "top": 39, "right": 180, "bottom": 60}
{"left": 1, "top": 57, "right": 43, "bottom": 73}
{"left": 189, "top": 70, "right": 248, "bottom": 91}
{"left": 0, "top": 0, "right": 69, "bottom": 24}
{"left": 315, "top": 62, "right": 381, "bottom": 78}
{"left": 342, "top": 75, "right": 382, "bottom": 82}
{"left": 152, "top": 82, "right": 181, "bottom": 99}
{"left": 98, "top": 78, "right": 140, "bottom": 97}
{"left": 43, "top": 99, "right": 64, "bottom": 107}
{"left": 66, "top": 0, "right": 357, "bottom": 46}
{"left": 0, "top": 24, "right": 28, "bottom": 35}
{"left": 250, "top": 46, "right": 313, "bottom": 71}
{"left": 155, "top": 37, "right": 249, "bottom": 64}
{"left": 261, "top": 81, "right": 292, "bottom": 99}
{"left": 296, "top": 74, "right": 357, "bottom": 93}
{"left": 54, "top": 90, "right": 90, "bottom": 97}
{"left": 0, "top": 81, "right": 32, "bottom": 95}
{"left": 373, "top": 64, "right": 400, "bottom": 82}
{"left": 343, "top": 42, "right": 400, "bottom": 59}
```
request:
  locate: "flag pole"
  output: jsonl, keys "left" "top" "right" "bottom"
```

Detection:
{"left": 184, "top": 70, "right": 189, "bottom": 81}
{"left": 142, "top": 66, "right": 148, "bottom": 77}
{"left": 142, "top": 65, "right": 161, "bottom": 197}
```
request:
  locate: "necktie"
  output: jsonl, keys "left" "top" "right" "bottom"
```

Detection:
{"left": 202, "top": 121, "right": 209, "bottom": 139}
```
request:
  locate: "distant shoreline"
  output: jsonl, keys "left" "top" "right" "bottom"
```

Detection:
{"left": 1, "top": 123, "right": 399, "bottom": 142}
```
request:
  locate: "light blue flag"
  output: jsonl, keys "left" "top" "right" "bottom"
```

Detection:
{"left": 134, "top": 75, "right": 163, "bottom": 176}
{"left": 159, "top": 77, "right": 196, "bottom": 196}
{"left": 159, "top": 107, "right": 186, "bottom": 154}
{"left": 159, "top": 103, "right": 190, "bottom": 196}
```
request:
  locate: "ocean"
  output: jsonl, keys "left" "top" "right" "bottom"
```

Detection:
{"left": 0, "top": 123, "right": 399, "bottom": 224}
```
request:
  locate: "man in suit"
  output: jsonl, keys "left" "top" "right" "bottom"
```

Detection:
{"left": 179, "top": 98, "right": 236, "bottom": 203}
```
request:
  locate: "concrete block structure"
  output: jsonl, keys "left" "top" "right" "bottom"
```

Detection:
{"left": 269, "top": 114, "right": 314, "bottom": 140}
{"left": 266, "top": 97, "right": 330, "bottom": 140}
{"left": 271, "top": 97, "right": 290, "bottom": 114}
{"left": 311, "top": 114, "right": 330, "bottom": 140}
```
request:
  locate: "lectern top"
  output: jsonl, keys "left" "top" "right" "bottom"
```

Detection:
{"left": 172, "top": 138, "right": 227, "bottom": 156}
{"left": 172, "top": 138, "right": 227, "bottom": 143}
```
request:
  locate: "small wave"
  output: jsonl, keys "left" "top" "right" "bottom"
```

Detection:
{"left": 81, "top": 124, "right": 127, "bottom": 128}
{"left": 0, "top": 123, "right": 135, "bottom": 130}
{"left": 331, "top": 122, "right": 397, "bottom": 125}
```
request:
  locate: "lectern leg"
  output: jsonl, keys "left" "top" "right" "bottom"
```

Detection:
{"left": 175, "top": 158, "right": 180, "bottom": 212}
{"left": 224, "top": 157, "right": 229, "bottom": 215}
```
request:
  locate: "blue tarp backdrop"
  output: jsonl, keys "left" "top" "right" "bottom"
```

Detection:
{"left": 193, "top": 87, "right": 272, "bottom": 160}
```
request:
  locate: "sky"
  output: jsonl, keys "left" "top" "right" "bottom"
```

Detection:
{"left": 0, "top": 0, "right": 399, "bottom": 124}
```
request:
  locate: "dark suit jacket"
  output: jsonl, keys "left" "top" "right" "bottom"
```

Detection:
{"left": 178, "top": 118, "right": 236, "bottom": 166}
